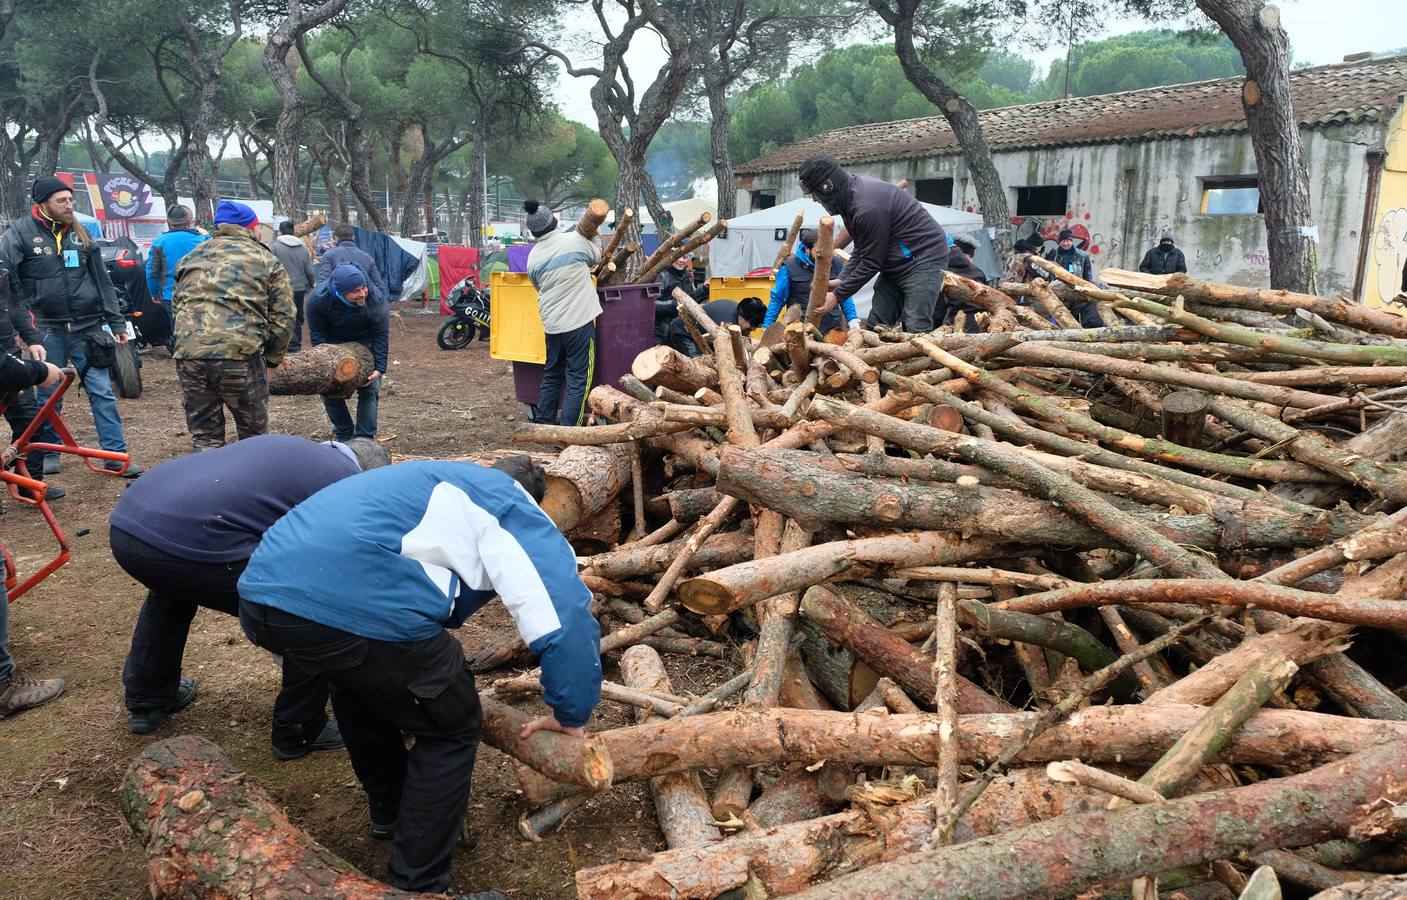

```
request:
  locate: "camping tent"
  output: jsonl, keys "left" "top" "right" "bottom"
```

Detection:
{"left": 637, "top": 197, "right": 717, "bottom": 229}
{"left": 710, "top": 197, "right": 990, "bottom": 277}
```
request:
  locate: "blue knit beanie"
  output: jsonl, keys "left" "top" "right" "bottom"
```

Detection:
{"left": 214, "top": 200, "right": 257, "bottom": 228}
{"left": 332, "top": 263, "right": 367, "bottom": 294}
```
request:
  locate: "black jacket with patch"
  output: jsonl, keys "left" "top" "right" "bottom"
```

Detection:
{"left": 0, "top": 209, "right": 121, "bottom": 331}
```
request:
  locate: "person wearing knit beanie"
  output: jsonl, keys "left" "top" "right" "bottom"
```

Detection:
{"left": 523, "top": 199, "right": 557, "bottom": 238}
{"left": 214, "top": 200, "right": 258, "bottom": 230}
{"left": 31, "top": 175, "right": 70, "bottom": 205}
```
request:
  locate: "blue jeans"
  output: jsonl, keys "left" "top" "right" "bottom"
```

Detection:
{"left": 34, "top": 326, "right": 128, "bottom": 464}
{"left": 535, "top": 321, "right": 596, "bottom": 426}
{"left": 321, "top": 377, "right": 380, "bottom": 441}
{"left": 0, "top": 582, "right": 12, "bottom": 682}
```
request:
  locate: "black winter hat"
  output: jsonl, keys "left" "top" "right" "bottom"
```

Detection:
{"left": 798, "top": 156, "right": 846, "bottom": 199}
{"left": 31, "top": 176, "right": 70, "bottom": 204}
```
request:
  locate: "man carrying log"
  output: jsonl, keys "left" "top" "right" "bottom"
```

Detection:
{"left": 763, "top": 227, "right": 851, "bottom": 333}
{"left": 525, "top": 199, "right": 604, "bottom": 427}
{"left": 798, "top": 155, "right": 949, "bottom": 332}
{"left": 306, "top": 264, "right": 387, "bottom": 441}
{"left": 237, "top": 455, "right": 602, "bottom": 897}
{"left": 172, "top": 200, "right": 295, "bottom": 451}
{"left": 109, "top": 434, "right": 389, "bottom": 747}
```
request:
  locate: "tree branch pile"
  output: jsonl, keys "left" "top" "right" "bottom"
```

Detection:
{"left": 129, "top": 263, "right": 1407, "bottom": 898}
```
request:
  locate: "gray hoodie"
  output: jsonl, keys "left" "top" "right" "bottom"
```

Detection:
{"left": 272, "top": 234, "right": 315, "bottom": 293}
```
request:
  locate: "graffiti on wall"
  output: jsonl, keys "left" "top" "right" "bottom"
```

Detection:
{"left": 1011, "top": 204, "right": 1118, "bottom": 257}
{"left": 1375, "top": 208, "right": 1407, "bottom": 303}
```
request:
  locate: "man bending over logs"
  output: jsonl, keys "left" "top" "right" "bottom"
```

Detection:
{"left": 236, "top": 454, "right": 602, "bottom": 898}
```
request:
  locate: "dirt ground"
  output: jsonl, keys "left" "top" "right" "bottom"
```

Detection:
{"left": 0, "top": 313, "right": 702, "bottom": 899}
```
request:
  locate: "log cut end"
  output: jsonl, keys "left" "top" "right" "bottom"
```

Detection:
{"left": 676, "top": 576, "right": 734, "bottom": 616}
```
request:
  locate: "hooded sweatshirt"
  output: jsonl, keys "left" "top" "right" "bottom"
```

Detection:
{"left": 272, "top": 234, "right": 317, "bottom": 293}
{"left": 826, "top": 175, "right": 949, "bottom": 303}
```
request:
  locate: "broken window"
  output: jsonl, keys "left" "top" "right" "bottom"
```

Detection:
{"left": 914, "top": 177, "right": 954, "bottom": 206}
{"left": 1201, "top": 177, "right": 1262, "bottom": 215}
{"left": 750, "top": 190, "right": 776, "bottom": 211}
{"left": 1014, "top": 185, "right": 1069, "bottom": 217}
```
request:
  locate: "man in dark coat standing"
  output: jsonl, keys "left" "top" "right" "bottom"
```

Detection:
{"left": 1139, "top": 230, "right": 1188, "bottom": 275}
{"left": 316, "top": 223, "right": 387, "bottom": 305}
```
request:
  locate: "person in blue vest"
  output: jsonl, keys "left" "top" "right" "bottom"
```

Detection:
{"left": 109, "top": 434, "right": 390, "bottom": 754}
{"left": 145, "top": 204, "right": 207, "bottom": 331}
{"left": 762, "top": 228, "right": 853, "bottom": 333}
{"left": 1042, "top": 228, "right": 1105, "bottom": 328}
{"left": 306, "top": 264, "right": 388, "bottom": 441}
{"left": 237, "top": 455, "right": 601, "bottom": 898}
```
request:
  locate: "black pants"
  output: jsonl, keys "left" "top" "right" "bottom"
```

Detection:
{"left": 288, "top": 291, "right": 306, "bottom": 353}
{"left": 238, "top": 600, "right": 482, "bottom": 894}
{"left": 535, "top": 320, "right": 595, "bottom": 427}
{"left": 2, "top": 383, "right": 43, "bottom": 476}
{"left": 111, "top": 529, "right": 330, "bottom": 752}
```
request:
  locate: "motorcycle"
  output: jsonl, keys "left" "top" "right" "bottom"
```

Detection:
{"left": 95, "top": 237, "right": 160, "bottom": 399}
{"left": 437, "top": 278, "right": 491, "bottom": 350}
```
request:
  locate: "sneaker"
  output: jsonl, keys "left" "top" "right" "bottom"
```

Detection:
{"left": 41, "top": 456, "right": 60, "bottom": 475}
{"left": 104, "top": 460, "right": 144, "bottom": 478}
{"left": 272, "top": 717, "right": 346, "bottom": 761}
{"left": 17, "top": 484, "right": 64, "bottom": 503}
{"left": 0, "top": 672, "right": 66, "bottom": 717}
{"left": 369, "top": 795, "right": 399, "bottom": 840}
{"left": 129, "top": 675, "right": 198, "bottom": 734}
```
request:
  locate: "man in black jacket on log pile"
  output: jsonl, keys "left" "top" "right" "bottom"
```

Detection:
{"left": 666, "top": 297, "right": 766, "bottom": 357}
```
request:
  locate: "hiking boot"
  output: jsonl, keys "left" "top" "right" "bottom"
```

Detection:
{"left": 104, "top": 459, "right": 144, "bottom": 478}
{"left": 369, "top": 795, "right": 399, "bottom": 840}
{"left": 17, "top": 483, "right": 64, "bottom": 503}
{"left": 0, "top": 671, "right": 66, "bottom": 717}
{"left": 129, "top": 675, "right": 198, "bottom": 734}
{"left": 272, "top": 717, "right": 346, "bottom": 761}
{"left": 41, "top": 456, "right": 60, "bottom": 475}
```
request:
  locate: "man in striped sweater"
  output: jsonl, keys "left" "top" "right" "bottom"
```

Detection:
{"left": 237, "top": 455, "right": 601, "bottom": 898}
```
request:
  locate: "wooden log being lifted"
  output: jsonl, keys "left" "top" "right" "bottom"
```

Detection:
{"left": 576, "top": 198, "right": 610, "bottom": 240}
{"left": 270, "top": 342, "right": 375, "bottom": 397}
{"left": 633, "top": 213, "right": 714, "bottom": 284}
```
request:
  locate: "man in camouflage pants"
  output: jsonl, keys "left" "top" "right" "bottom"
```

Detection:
{"left": 172, "top": 201, "right": 294, "bottom": 451}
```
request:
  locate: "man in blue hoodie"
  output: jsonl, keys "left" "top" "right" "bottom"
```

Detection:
{"left": 145, "top": 205, "right": 207, "bottom": 330}
{"left": 238, "top": 455, "right": 601, "bottom": 897}
{"left": 763, "top": 227, "right": 852, "bottom": 333}
{"left": 306, "top": 263, "right": 388, "bottom": 441}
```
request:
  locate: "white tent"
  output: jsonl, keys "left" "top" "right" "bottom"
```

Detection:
{"left": 634, "top": 197, "right": 718, "bottom": 229}
{"left": 710, "top": 197, "right": 987, "bottom": 276}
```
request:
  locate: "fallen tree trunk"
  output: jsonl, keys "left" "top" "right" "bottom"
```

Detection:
{"left": 584, "top": 530, "right": 754, "bottom": 581}
{"left": 270, "top": 342, "right": 375, "bottom": 397}
{"left": 790, "top": 740, "right": 1407, "bottom": 900}
{"left": 480, "top": 696, "right": 613, "bottom": 790}
{"left": 120, "top": 735, "right": 435, "bottom": 898}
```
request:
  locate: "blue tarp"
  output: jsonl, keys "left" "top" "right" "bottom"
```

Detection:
{"left": 353, "top": 227, "right": 419, "bottom": 299}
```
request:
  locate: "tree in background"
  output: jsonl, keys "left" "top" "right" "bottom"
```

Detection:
{"left": 1039, "top": 28, "right": 1243, "bottom": 97}
{"left": 493, "top": 115, "right": 616, "bottom": 209}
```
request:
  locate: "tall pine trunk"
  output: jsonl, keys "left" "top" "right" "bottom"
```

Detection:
{"left": 1196, "top": 0, "right": 1316, "bottom": 293}
{"left": 467, "top": 118, "right": 488, "bottom": 248}
{"left": 705, "top": 73, "right": 736, "bottom": 219}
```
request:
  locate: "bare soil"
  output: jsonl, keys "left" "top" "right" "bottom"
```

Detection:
{"left": 0, "top": 314, "right": 683, "bottom": 899}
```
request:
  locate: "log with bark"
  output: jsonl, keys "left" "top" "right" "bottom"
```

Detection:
{"left": 270, "top": 342, "right": 375, "bottom": 397}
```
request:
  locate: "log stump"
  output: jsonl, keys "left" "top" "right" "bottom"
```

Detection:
{"left": 271, "top": 342, "right": 375, "bottom": 398}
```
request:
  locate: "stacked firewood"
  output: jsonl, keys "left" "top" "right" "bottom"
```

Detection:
{"left": 120, "top": 225, "right": 1407, "bottom": 899}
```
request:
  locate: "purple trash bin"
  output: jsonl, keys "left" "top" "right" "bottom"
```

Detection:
{"left": 513, "top": 283, "right": 662, "bottom": 411}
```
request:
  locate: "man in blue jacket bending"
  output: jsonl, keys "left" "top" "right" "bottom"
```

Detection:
{"left": 237, "top": 455, "right": 602, "bottom": 898}
{"left": 307, "top": 264, "right": 388, "bottom": 441}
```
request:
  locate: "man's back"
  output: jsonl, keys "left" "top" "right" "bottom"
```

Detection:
{"left": 109, "top": 434, "right": 360, "bottom": 562}
{"left": 147, "top": 230, "right": 207, "bottom": 301}
{"left": 271, "top": 235, "right": 315, "bottom": 292}
{"left": 317, "top": 241, "right": 385, "bottom": 302}
{"left": 527, "top": 229, "right": 603, "bottom": 334}
{"left": 833, "top": 176, "right": 948, "bottom": 300}
{"left": 173, "top": 224, "right": 294, "bottom": 362}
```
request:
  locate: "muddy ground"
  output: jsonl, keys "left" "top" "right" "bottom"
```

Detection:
{"left": 0, "top": 313, "right": 714, "bottom": 899}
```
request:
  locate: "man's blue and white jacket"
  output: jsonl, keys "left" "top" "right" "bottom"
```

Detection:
{"left": 238, "top": 460, "right": 603, "bottom": 728}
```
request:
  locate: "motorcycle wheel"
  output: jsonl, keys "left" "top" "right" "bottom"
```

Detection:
{"left": 437, "top": 319, "right": 476, "bottom": 350}
{"left": 111, "top": 341, "right": 143, "bottom": 399}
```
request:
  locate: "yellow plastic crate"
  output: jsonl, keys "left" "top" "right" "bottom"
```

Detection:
{"left": 489, "top": 272, "right": 547, "bottom": 364}
{"left": 708, "top": 275, "right": 775, "bottom": 304}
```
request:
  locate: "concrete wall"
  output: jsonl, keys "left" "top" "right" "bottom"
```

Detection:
{"left": 738, "top": 120, "right": 1391, "bottom": 298}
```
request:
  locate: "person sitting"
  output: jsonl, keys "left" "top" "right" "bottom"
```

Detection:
{"left": 666, "top": 297, "right": 766, "bottom": 357}
{"left": 763, "top": 228, "right": 852, "bottom": 334}
{"left": 306, "top": 264, "right": 388, "bottom": 442}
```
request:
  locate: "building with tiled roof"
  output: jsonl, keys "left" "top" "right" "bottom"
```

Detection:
{"left": 734, "top": 55, "right": 1407, "bottom": 304}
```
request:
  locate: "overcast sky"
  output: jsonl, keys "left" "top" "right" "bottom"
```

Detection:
{"left": 551, "top": 0, "right": 1406, "bottom": 128}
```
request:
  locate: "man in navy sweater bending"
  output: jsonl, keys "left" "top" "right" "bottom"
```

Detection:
{"left": 307, "top": 263, "right": 389, "bottom": 441}
{"left": 238, "top": 455, "right": 601, "bottom": 898}
{"left": 109, "top": 434, "right": 390, "bottom": 755}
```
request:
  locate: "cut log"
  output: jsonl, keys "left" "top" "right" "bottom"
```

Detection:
{"left": 576, "top": 198, "right": 610, "bottom": 240}
{"left": 1163, "top": 389, "right": 1210, "bottom": 447}
{"left": 747, "top": 762, "right": 849, "bottom": 828}
{"left": 620, "top": 645, "right": 720, "bottom": 848}
{"left": 805, "top": 216, "right": 835, "bottom": 327}
{"left": 541, "top": 443, "right": 632, "bottom": 534}
{"left": 584, "top": 530, "right": 754, "bottom": 581}
{"left": 630, "top": 346, "right": 718, "bottom": 394}
{"left": 1312, "top": 874, "right": 1407, "bottom": 899}
{"left": 120, "top": 735, "right": 434, "bottom": 898}
{"left": 790, "top": 740, "right": 1407, "bottom": 900}
{"left": 270, "top": 342, "right": 375, "bottom": 397}
{"left": 633, "top": 212, "right": 712, "bottom": 284}
{"left": 480, "top": 696, "right": 612, "bottom": 790}
{"left": 800, "top": 585, "right": 1011, "bottom": 714}
{"left": 772, "top": 207, "right": 805, "bottom": 270}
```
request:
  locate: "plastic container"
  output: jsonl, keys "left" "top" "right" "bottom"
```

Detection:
{"left": 488, "top": 272, "right": 547, "bottom": 364}
{"left": 708, "top": 275, "right": 775, "bottom": 304}
{"left": 512, "top": 283, "right": 662, "bottom": 407}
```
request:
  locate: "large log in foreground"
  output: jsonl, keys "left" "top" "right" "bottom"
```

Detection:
{"left": 121, "top": 735, "right": 434, "bottom": 898}
{"left": 790, "top": 740, "right": 1407, "bottom": 900}
{"left": 270, "top": 342, "right": 375, "bottom": 397}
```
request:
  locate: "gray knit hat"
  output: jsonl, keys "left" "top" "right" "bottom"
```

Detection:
{"left": 523, "top": 199, "right": 557, "bottom": 238}
{"left": 1160, "top": 229, "right": 1175, "bottom": 243}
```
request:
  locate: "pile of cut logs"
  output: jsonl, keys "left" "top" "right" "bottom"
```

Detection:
{"left": 121, "top": 229, "right": 1407, "bottom": 899}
